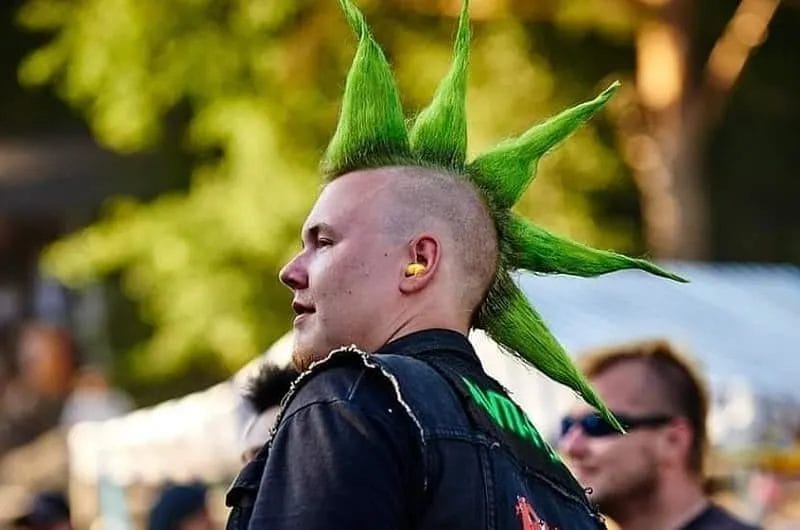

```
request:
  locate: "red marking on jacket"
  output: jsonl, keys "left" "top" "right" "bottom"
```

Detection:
{"left": 516, "top": 496, "right": 553, "bottom": 530}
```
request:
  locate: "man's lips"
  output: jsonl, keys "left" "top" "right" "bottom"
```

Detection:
{"left": 292, "top": 301, "right": 315, "bottom": 321}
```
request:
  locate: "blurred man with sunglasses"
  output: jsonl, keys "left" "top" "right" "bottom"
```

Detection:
{"left": 558, "top": 340, "right": 758, "bottom": 530}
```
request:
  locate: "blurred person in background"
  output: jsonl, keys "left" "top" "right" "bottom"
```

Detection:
{"left": 558, "top": 340, "right": 758, "bottom": 530}
{"left": 148, "top": 484, "right": 213, "bottom": 530}
{"left": 239, "top": 363, "right": 298, "bottom": 463}
{"left": 16, "top": 324, "right": 76, "bottom": 400}
{"left": 59, "top": 365, "right": 133, "bottom": 427}
{"left": 0, "top": 323, "right": 77, "bottom": 453}
{"left": 12, "top": 492, "right": 71, "bottom": 530}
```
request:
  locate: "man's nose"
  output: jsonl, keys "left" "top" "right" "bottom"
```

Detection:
{"left": 279, "top": 253, "right": 308, "bottom": 290}
{"left": 558, "top": 424, "right": 589, "bottom": 460}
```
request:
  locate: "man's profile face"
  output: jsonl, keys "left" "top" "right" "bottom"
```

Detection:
{"left": 558, "top": 362, "right": 665, "bottom": 510}
{"left": 279, "top": 170, "right": 406, "bottom": 369}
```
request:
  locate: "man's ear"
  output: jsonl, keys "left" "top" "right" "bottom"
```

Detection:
{"left": 399, "top": 234, "right": 440, "bottom": 294}
{"left": 657, "top": 418, "right": 693, "bottom": 468}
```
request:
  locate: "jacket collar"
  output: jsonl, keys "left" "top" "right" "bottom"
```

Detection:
{"left": 377, "top": 328, "right": 479, "bottom": 365}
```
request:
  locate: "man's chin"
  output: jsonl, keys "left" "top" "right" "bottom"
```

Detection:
{"left": 578, "top": 478, "right": 613, "bottom": 507}
{"left": 291, "top": 333, "right": 367, "bottom": 371}
{"left": 291, "top": 348, "right": 313, "bottom": 372}
{"left": 571, "top": 470, "right": 603, "bottom": 498}
{"left": 291, "top": 339, "right": 329, "bottom": 371}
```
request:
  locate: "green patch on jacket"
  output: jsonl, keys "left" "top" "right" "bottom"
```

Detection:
{"left": 462, "top": 377, "right": 562, "bottom": 464}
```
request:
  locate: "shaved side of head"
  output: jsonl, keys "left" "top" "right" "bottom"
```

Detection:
{"left": 372, "top": 165, "right": 499, "bottom": 319}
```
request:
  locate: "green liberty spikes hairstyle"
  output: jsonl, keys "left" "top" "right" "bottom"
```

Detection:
{"left": 323, "top": 0, "right": 411, "bottom": 174}
{"left": 323, "top": 0, "right": 687, "bottom": 431}
{"left": 407, "top": 0, "right": 470, "bottom": 168}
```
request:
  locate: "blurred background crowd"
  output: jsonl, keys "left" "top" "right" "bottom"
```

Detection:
{"left": 0, "top": 0, "right": 798, "bottom": 529}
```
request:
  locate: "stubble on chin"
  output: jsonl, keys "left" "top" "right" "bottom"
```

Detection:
{"left": 291, "top": 330, "right": 367, "bottom": 372}
{"left": 291, "top": 344, "right": 314, "bottom": 372}
{"left": 291, "top": 338, "right": 331, "bottom": 372}
{"left": 591, "top": 461, "right": 659, "bottom": 519}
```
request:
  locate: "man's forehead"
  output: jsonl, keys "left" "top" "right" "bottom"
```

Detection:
{"left": 567, "top": 399, "right": 596, "bottom": 418}
{"left": 325, "top": 168, "right": 396, "bottom": 200}
{"left": 304, "top": 170, "right": 395, "bottom": 229}
{"left": 589, "top": 361, "right": 662, "bottom": 412}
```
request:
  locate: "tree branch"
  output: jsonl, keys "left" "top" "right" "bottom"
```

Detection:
{"left": 698, "top": 0, "right": 782, "bottom": 124}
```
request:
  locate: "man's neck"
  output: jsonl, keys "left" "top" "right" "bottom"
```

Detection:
{"left": 384, "top": 305, "right": 469, "bottom": 346}
{"left": 612, "top": 477, "right": 707, "bottom": 530}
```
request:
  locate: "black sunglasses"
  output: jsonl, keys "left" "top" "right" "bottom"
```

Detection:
{"left": 560, "top": 411, "right": 674, "bottom": 438}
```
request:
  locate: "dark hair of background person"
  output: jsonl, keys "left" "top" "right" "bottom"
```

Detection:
{"left": 242, "top": 364, "right": 299, "bottom": 414}
{"left": 148, "top": 483, "right": 207, "bottom": 530}
{"left": 12, "top": 491, "right": 71, "bottom": 530}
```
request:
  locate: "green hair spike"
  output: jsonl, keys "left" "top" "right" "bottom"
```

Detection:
{"left": 408, "top": 0, "right": 471, "bottom": 168}
{"left": 322, "top": 0, "right": 411, "bottom": 175}
{"left": 505, "top": 214, "right": 687, "bottom": 282}
{"left": 468, "top": 82, "right": 620, "bottom": 208}
{"left": 478, "top": 271, "right": 623, "bottom": 431}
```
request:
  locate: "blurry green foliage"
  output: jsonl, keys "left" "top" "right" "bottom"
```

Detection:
{"left": 17, "top": 0, "right": 641, "bottom": 387}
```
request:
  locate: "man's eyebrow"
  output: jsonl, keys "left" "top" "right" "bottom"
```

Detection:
{"left": 303, "top": 222, "right": 337, "bottom": 239}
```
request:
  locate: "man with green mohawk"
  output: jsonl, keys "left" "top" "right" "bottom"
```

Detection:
{"left": 225, "top": 1, "right": 685, "bottom": 529}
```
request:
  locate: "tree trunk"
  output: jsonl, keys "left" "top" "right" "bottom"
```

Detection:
{"left": 629, "top": 0, "right": 710, "bottom": 259}
{"left": 626, "top": 0, "right": 780, "bottom": 259}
